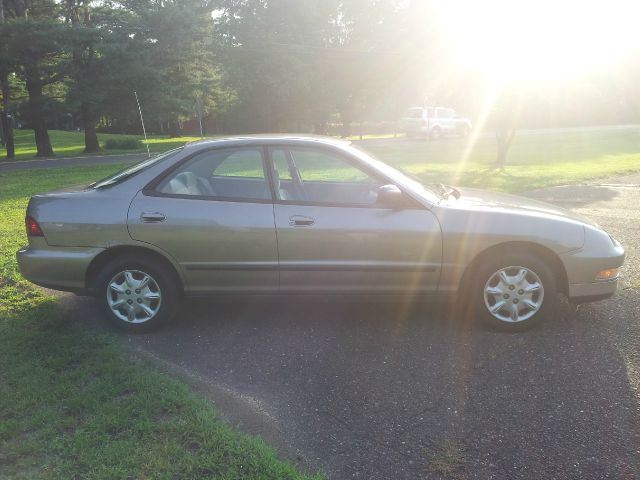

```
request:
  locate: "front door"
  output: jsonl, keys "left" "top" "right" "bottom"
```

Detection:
{"left": 268, "top": 146, "right": 442, "bottom": 294}
{"left": 128, "top": 146, "right": 278, "bottom": 294}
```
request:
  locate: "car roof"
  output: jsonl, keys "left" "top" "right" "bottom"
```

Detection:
{"left": 184, "top": 134, "right": 351, "bottom": 152}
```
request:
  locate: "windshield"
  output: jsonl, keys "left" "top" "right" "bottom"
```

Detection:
{"left": 92, "top": 148, "right": 183, "bottom": 189}
{"left": 345, "top": 144, "right": 441, "bottom": 203}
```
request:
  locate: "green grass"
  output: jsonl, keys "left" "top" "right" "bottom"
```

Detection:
{"left": 5, "top": 126, "right": 640, "bottom": 193}
{"left": 7, "top": 129, "right": 201, "bottom": 161}
{"left": 0, "top": 166, "right": 320, "bottom": 479}
{"left": 364, "top": 126, "right": 640, "bottom": 192}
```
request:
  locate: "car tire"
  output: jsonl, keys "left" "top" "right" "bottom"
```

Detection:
{"left": 96, "top": 254, "right": 179, "bottom": 333}
{"left": 430, "top": 127, "right": 442, "bottom": 140}
{"left": 470, "top": 251, "right": 557, "bottom": 331}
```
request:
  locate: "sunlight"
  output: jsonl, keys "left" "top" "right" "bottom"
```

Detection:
{"left": 440, "top": 0, "right": 640, "bottom": 81}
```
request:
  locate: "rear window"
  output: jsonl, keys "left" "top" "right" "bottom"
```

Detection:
{"left": 92, "top": 148, "right": 183, "bottom": 188}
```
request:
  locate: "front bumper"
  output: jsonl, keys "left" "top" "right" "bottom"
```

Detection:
{"left": 17, "top": 244, "right": 104, "bottom": 294}
{"left": 568, "top": 278, "right": 619, "bottom": 303}
{"left": 561, "top": 227, "right": 625, "bottom": 303}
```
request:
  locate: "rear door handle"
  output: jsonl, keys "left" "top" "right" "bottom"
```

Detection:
{"left": 289, "top": 215, "right": 315, "bottom": 227}
{"left": 140, "top": 212, "right": 166, "bottom": 223}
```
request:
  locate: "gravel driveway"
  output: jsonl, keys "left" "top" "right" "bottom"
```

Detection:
{"left": 65, "top": 174, "right": 640, "bottom": 480}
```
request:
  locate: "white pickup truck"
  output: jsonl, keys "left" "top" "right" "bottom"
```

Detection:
{"left": 399, "top": 107, "right": 472, "bottom": 139}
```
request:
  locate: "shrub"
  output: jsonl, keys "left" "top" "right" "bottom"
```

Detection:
{"left": 103, "top": 137, "right": 143, "bottom": 150}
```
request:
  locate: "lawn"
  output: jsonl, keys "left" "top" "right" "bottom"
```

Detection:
{"left": 7, "top": 129, "right": 201, "bottom": 161}
{"left": 363, "top": 125, "right": 640, "bottom": 192}
{"left": 4, "top": 126, "right": 640, "bottom": 193}
{"left": 0, "top": 166, "right": 320, "bottom": 479}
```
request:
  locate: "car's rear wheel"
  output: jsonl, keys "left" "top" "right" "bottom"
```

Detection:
{"left": 430, "top": 126, "right": 442, "bottom": 140}
{"left": 471, "top": 252, "right": 557, "bottom": 330}
{"left": 96, "top": 255, "right": 178, "bottom": 332}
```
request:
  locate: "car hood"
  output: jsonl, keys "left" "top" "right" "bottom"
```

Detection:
{"left": 442, "top": 187, "right": 598, "bottom": 227}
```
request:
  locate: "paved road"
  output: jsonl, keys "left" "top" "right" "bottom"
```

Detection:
{"left": 61, "top": 175, "right": 640, "bottom": 479}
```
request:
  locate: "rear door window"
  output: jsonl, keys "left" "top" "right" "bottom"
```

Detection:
{"left": 157, "top": 147, "right": 270, "bottom": 201}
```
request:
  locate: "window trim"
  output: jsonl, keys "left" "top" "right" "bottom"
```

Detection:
{"left": 265, "top": 144, "right": 424, "bottom": 210}
{"left": 143, "top": 145, "right": 275, "bottom": 204}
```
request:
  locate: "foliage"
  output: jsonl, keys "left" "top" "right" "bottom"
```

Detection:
{"left": 0, "top": 0, "right": 229, "bottom": 157}
{"left": 104, "top": 137, "right": 142, "bottom": 150}
{"left": 0, "top": 0, "right": 639, "bottom": 160}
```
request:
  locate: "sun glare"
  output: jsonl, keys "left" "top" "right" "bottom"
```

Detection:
{"left": 440, "top": 0, "right": 640, "bottom": 81}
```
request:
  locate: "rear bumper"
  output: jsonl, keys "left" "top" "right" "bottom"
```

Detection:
{"left": 16, "top": 245, "right": 103, "bottom": 294}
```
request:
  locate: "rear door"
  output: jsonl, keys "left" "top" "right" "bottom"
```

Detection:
{"left": 128, "top": 146, "right": 279, "bottom": 294}
{"left": 268, "top": 145, "right": 442, "bottom": 294}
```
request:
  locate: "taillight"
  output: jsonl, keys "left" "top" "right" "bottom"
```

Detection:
{"left": 26, "top": 216, "right": 44, "bottom": 237}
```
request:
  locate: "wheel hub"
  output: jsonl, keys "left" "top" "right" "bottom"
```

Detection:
{"left": 107, "top": 270, "right": 162, "bottom": 324}
{"left": 483, "top": 266, "right": 544, "bottom": 323}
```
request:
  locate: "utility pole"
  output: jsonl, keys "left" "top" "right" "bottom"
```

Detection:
{"left": 0, "top": 0, "right": 15, "bottom": 159}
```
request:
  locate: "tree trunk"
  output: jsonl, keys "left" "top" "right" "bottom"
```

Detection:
{"left": 0, "top": 1, "right": 15, "bottom": 159}
{"left": 495, "top": 128, "right": 516, "bottom": 168}
{"left": 496, "top": 143, "right": 508, "bottom": 168}
{"left": 26, "top": 79, "right": 54, "bottom": 157}
{"left": 81, "top": 102, "right": 100, "bottom": 153}
{"left": 0, "top": 107, "right": 11, "bottom": 158}
{"left": 340, "top": 108, "right": 352, "bottom": 138}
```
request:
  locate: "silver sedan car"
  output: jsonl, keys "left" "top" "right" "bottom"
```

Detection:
{"left": 17, "top": 136, "right": 624, "bottom": 332}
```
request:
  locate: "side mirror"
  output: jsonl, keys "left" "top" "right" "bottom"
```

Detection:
{"left": 377, "top": 184, "right": 405, "bottom": 208}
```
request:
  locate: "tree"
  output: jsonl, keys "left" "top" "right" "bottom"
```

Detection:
{"left": 135, "top": 0, "right": 228, "bottom": 136}
{"left": 61, "top": 0, "right": 103, "bottom": 152}
{"left": 214, "top": 0, "right": 342, "bottom": 133}
{"left": 492, "top": 86, "right": 523, "bottom": 168}
{"left": 0, "top": 0, "right": 15, "bottom": 158}
{"left": 1, "top": 0, "right": 66, "bottom": 157}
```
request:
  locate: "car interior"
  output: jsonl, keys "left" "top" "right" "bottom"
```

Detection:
{"left": 159, "top": 147, "right": 381, "bottom": 205}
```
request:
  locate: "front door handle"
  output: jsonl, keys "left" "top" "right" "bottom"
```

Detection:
{"left": 289, "top": 215, "right": 315, "bottom": 227}
{"left": 140, "top": 212, "right": 166, "bottom": 223}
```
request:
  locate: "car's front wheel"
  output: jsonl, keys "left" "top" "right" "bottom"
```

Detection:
{"left": 96, "top": 255, "right": 178, "bottom": 332}
{"left": 472, "top": 252, "right": 557, "bottom": 330}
